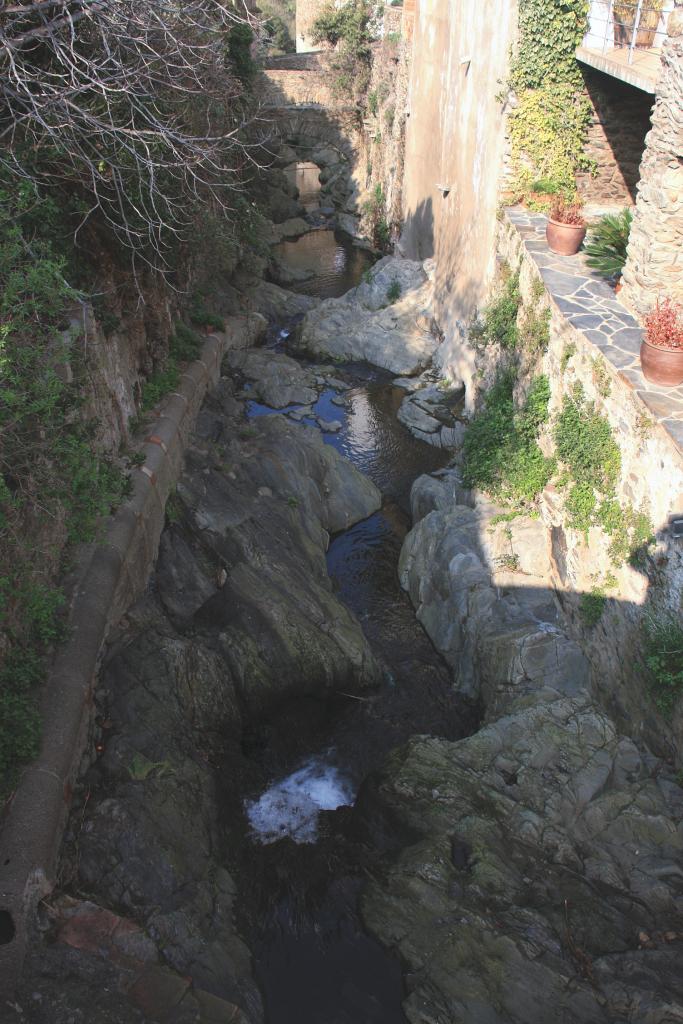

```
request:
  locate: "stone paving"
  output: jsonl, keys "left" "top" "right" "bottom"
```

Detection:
{"left": 506, "top": 206, "right": 683, "bottom": 455}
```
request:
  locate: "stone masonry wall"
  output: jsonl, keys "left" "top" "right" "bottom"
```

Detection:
{"left": 621, "top": 0, "right": 683, "bottom": 317}
{"left": 260, "top": 52, "right": 349, "bottom": 108}
{"left": 443, "top": 215, "right": 683, "bottom": 760}
{"left": 577, "top": 69, "right": 654, "bottom": 206}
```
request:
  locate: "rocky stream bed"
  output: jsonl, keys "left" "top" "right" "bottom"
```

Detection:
{"left": 11, "top": 234, "right": 683, "bottom": 1024}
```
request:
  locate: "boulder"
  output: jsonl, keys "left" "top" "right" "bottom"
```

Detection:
{"left": 237, "top": 279, "right": 319, "bottom": 320}
{"left": 268, "top": 255, "right": 316, "bottom": 288}
{"left": 263, "top": 185, "right": 304, "bottom": 224}
{"left": 25, "top": 372, "right": 384, "bottom": 1021}
{"left": 358, "top": 467, "right": 683, "bottom": 1023}
{"left": 269, "top": 217, "right": 310, "bottom": 242}
{"left": 293, "top": 256, "right": 441, "bottom": 375}
{"left": 225, "top": 348, "right": 319, "bottom": 408}
{"left": 361, "top": 700, "right": 683, "bottom": 1024}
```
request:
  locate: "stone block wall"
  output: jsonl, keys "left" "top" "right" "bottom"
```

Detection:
{"left": 577, "top": 69, "right": 654, "bottom": 206}
{"left": 445, "top": 213, "right": 683, "bottom": 759}
{"left": 621, "top": 1, "right": 683, "bottom": 316}
{"left": 260, "top": 52, "right": 355, "bottom": 109}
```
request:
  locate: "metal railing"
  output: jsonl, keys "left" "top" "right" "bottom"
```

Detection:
{"left": 583, "top": 0, "right": 672, "bottom": 62}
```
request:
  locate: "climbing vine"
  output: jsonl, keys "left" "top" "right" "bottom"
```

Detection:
{"left": 511, "top": 0, "right": 590, "bottom": 91}
{"left": 508, "top": 0, "right": 593, "bottom": 201}
{"left": 508, "top": 84, "right": 595, "bottom": 200}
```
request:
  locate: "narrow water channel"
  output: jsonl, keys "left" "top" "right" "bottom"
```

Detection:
{"left": 232, "top": 237, "right": 476, "bottom": 1023}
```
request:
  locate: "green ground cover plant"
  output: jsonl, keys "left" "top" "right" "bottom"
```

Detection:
{"left": 463, "top": 372, "right": 554, "bottom": 507}
{"left": 643, "top": 615, "right": 683, "bottom": 715}
{"left": 0, "top": 202, "right": 127, "bottom": 798}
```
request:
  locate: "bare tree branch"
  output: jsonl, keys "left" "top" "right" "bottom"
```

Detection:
{"left": 0, "top": 0, "right": 271, "bottom": 275}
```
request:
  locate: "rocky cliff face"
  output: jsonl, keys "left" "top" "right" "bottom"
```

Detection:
{"left": 360, "top": 469, "right": 683, "bottom": 1023}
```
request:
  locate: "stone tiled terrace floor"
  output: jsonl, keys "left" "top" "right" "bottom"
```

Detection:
{"left": 506, "top": 206, "right": 683, "bottom": 456}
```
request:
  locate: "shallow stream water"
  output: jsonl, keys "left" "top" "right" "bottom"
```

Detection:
{"left": 233, "top": 234, "right": 474, "bottom": 1024}
{"left": 271, "top": 229, "right": 374, "bottom": 299}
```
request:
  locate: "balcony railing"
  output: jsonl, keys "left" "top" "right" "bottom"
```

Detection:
{"left": 578, "top": 0, "right": 673, "bottom": 91}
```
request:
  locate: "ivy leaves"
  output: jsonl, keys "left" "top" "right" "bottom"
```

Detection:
{"left": 508, "top": 0, "right": 592, "bottom": 200}
{"left": 511, "top": 0, "right": 590, "bottom": 90}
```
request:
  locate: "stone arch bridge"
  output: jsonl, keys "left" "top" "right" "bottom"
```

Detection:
{"left": 259, "top": 52, "right": 368, "bottom": 229}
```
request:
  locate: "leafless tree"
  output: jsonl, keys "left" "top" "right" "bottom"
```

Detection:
{"left": 0, "top": 0, "right": 269, "bottom": 274}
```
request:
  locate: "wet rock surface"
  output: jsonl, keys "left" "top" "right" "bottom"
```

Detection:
{"left": 395, "top": 370, "right": 467, "bottom": 449}
{"left": 359, "top": 469, "right": 683, "bottom": 1023}
{"left": 293, "top": 256, "right": 442, "bottom": 375}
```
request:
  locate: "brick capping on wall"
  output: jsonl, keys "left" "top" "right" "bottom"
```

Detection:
{"left": 0, "top": 314, "right": 263, "bottom": 999}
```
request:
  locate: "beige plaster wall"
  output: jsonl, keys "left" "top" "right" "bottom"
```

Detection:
{"left": 295, "top": 0, "right": 326, "bottom": 52}
{"left": 400, "top": 0, "right": 517, "bottom": 385}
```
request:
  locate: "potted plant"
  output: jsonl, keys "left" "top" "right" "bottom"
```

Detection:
{"left": 637, "top": 0, "right": 665, "bottom": 48}
{"left": 584, "top": 208, "right": 633, "bottom": 288}
{"left": 641, "top": 298, "right": 683, "bottom": 386}
{"left": 613, "top": 0, "right": 665, "bottom": 48}
{"left": 546, "top": 199, "right": 587, "bottom": 256}
{"left": 613, "top": 2, "right": 637, "bottom": 46}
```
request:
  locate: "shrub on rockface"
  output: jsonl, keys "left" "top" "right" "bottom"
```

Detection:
{"left": 463, "top": 372, "right": 554, "bottom": 507}
{"left": 644, "top": 615, "right": 683, "bottom": 716}
{"left": 312, "top": 0, "right": 375, "bottom": 96}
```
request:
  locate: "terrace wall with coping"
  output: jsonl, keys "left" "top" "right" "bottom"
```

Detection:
{"left": 0, "top": 315, "right": 263, "bottom": 997}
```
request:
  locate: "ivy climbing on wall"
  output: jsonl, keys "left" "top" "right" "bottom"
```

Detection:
{"left": 511, "top": 0, "right": 590, "bottom": 90}
{"left": 508, "top": 0, "right": 594, "bottom": 201}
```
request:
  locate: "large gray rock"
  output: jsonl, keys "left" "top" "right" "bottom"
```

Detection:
{"left": 361, "top": 700, "right": 683, "bottom": 1024}
{"left": 226, "top": 348, "right": 319, "bottom": 407}
{"left": 238, "top": 279, "right": 319, "bottom": 320}
{"left": 292, "top": 256, "right": 441, "bottom": 375}
{"left": 268, "top": 216, "right": 310, "bottom": 242}
{"left": 359, "top": 467, "right": 683, "bottom": 1023}
{"left": 27, "top": 374, "right": 384, "bottom": 1022}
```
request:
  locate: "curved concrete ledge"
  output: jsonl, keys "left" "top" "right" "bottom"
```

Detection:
{"left": 0, "top": 315, "right": 263, "bottom": 996}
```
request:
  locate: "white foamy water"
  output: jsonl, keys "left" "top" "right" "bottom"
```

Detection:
{"left": 245, "top": 756, "right": 354, "bottom": 845}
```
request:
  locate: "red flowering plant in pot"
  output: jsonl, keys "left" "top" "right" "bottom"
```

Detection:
{"left": 641, "top": 298, "right": 683, "bottom": 387}
{"left": 546, "top": 198, "right": 587, "bottom": 257}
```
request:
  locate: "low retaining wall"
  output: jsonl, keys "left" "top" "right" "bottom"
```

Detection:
{"left": 0, "top": 315, "right": 262, "bottom": 995}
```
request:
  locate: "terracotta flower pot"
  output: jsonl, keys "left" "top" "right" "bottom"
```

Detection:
{"left": 546, "top": 218, "right": 587, "bottom": 256}
{"left": 640, "top": 337, "right": 683, "bottom": 387}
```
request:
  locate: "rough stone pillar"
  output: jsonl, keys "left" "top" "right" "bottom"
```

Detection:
{"left": 295, "top": 0, "right": 327, "bottom": 52}
{"left": 620, "top": 2, "right": 683, "bottom": 318}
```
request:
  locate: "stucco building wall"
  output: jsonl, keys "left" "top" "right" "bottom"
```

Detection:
{"left": 295, "top": 0, "right": 326, "bottom": 52}
{"left": 399, "top": 0, "right": 517, "bottom": 391}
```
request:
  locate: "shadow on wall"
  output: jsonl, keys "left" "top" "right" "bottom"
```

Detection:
{"left": 401, "top": 195, "right": 435, "bottom": 260}
{"left": 580, "top": 67, "right": 654, "bottom": 203}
